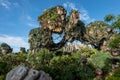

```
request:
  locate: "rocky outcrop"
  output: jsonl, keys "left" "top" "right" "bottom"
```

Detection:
{"left": 38, "top": 6, "right": 66, "bottom": 33}
{"left": 6, "top": 66, "right": 52, "bottom": 80}
{"left": 29, "top": 5, "right": 86, "bottom": 52}
{"left": 85, "top": 21, "right": 113, "bottom": 50}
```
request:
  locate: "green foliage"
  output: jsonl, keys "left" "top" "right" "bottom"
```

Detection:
{"left": 0, "top": 43, "right": 12, "bottom": 53}
{"left": 0, "top": 75, "right": 5, "bottom": 80}
{"left": 0, "top": 62, "right": 9, "bottom": 80}
{"left": 0, "top": 53, "right": 27, "bottom": 69}
{"left": 0, "top": 62, "right": 9, "bottom": 74}
{"left": 0, "top": 53, "right": 28, "bottom": 80}
{"left": 28, "top": 48, "right": 53, "bottom": 69}
{"left": 109, "top": 34, "right": 120, "bottom": 49}
{"left": 38, "top": 6, "right": 61, "bottom": 21}
{"left": 76, "top": 48, "right": 96, "bottom": 57}
{"left": 104, "top": 14, "right": 120, "bottom": 33}
{"left": 104, "top": 14, "right": 115, "bottom": 22}
{"left": 20, "top": 47, "right": 26, "bottom": 53}
{"left": 88, "top": 51, "right": 111, "bottom": 69}
{"left": 106, "top": 68, "right": 120, "bottom": 80}
{"left": 28, "top": 48, "right": 95, "bottom": 80}
{"left": 0, "top": 43, "right": 11, "bottom": 49}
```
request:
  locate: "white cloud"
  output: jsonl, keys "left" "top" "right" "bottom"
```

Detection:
{"left": 27, "top": 23, "right": 38, "bottom": 27}
{"left": 26, "top": 15, "right": 33, "bottom": 21}
{"left": 80, "top": 8, "right": 95, "bottom": 23}
{"left": 26, "top": 15, "right": 38, "bottom": 27}
{"left": 63, "top": 2, "right": 95, "bottom": 23}
{"left": 0, "top": 0, "right": 11, "bottom": 9}
{"left": 63, "top": 2, "right": 77, "bottom": 10}
{"left": 13, "top": 2, "right": 20, "bottom": 7}
{"left": 20, "top": 14, "right": 39, "bottom": 27}
{"left": 0, "top": 34, "right": 29, "bottom": 52}
{"left": 0, "top": 0, "right": 20, "bottom": 9}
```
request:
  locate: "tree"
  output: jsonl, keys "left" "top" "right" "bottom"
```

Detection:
{"left": 104, "top": 14, "right": 115, "bottom": 23}
{"left": 0, "top": 43, "right": 12, "bottom": 54}
{"left": 20, "top": 47, "right": 26, "bottom": 53}
{"left": 104, "top": 14, "right": 120, "bottom": 50}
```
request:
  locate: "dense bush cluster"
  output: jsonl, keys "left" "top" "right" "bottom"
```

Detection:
{"left": 0, "top": 48, "right": 120, "bottom": 80}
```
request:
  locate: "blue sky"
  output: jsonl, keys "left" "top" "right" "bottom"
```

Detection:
{"left": 0, "top": 0, "right": 120, "bottom": 52}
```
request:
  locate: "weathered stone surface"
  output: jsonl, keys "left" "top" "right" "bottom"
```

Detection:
{"left": 24, "top": 69, "right": 40, "bottom": 80}
{"left": 38, "top": 6, "right": 66, "bottom": 33}
{"left": 85, "top": 21, "right": 113, "bottom": 50}
{"left": 38, "top": 71, "right": 52, "bottom": 80}
{"left": 6, "top": 66, "right": 28, "bottom": 80}
{"left": 29, "top": 5, "right": 86, "bottom": 52}
{"left": 29, "top": 28, "right": 53, "bottom": 53}
{"left": 6, "top": 66, "right": 52, "bottom": 80}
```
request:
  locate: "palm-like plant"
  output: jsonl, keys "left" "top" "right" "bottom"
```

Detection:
{"left": 104, "top": 14, "right": 115, "bottom": 23}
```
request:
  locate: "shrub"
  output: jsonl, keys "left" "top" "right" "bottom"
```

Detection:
{"left": 106, "top": 68, "right": 120, "bottom": 80}
{"left": 28, "top": 49, "right": 95, "bottom": 80}
{"left": 88, "top": 51, "right": 111, "bottom": 69}
{"left": 28, "top": 48, "right": 53, "bottom": 70}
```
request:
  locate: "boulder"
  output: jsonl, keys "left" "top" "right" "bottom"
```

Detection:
{"left": 6, "top": 66, "right": 52, "bottom": 80}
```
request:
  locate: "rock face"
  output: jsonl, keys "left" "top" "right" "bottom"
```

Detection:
{"left": 29, "top": 28, "right": 53, "bottom": 53}
{"left": 85, "top": 21, "right": 113, "bottom": 50}
{"left": 6, "top": 66, "right": 52, "bottom": 80}
{"left": 38, "top": 6, "right": 66, "bottom": 33}
{"left": 29, "top": 5, "right": 86, "bottom": 52}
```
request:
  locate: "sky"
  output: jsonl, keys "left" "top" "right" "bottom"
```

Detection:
{"left": 0, "top": 0, "right": 120, "bottom": 52}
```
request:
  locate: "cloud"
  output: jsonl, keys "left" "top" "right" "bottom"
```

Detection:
{"left": 27, "top": 23, "right": 38, "bottom": 27}
{"left": 63, "top": 2, "right": 95, "bottom": 23}
{"left": 0, "top": 0, "right": 20, "bottom": 9}
{"left": 0, "top": 34, "right": 29, "bottom": 52}
{"left": 20, "top": 14, "right": 39, "bottom": 27}
{"left": 80, "top": 8, "right": 95, "bottom": 23}
{"left": 63, "top": 2, "right": 77, "bottom": 10}
{"left": 0, "top": 0, "right": 11, "bottom": 9}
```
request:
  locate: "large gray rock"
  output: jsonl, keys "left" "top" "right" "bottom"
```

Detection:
{"left": 24, "top": 69, "right": 40, "bottom": 80}
{"left": 6, "top": 66, "right": 52, "bottom": 80}
{"left": 6, "top": 66, "right": 28, "bottom": 80}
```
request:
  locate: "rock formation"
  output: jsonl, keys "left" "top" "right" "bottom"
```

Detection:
{"left": 6, "top": 66, "right": 52, "bottom": 80}
{"left": 85, "top": 21, "right": 113, "bottom": 50}
{"left": 29, "top": 5, "right": 85, "bottom": 53}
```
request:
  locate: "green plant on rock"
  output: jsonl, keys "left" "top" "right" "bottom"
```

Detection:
{"left": 88, "top": 51, "right": 111, "bottom": 69}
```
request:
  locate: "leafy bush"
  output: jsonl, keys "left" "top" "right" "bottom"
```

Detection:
{"left": 0, "top": 53, "right": 28, "bottom": 73}
{"left": 106, "top": 68, "right": 120, "bottom": 80}
{"left": 28, "top": 48, "right": 53, "bottom": 70}
{"left": 28, "top": 49, "right": 95, "bottom": 80}
{"left": 88, "top": 51, "right": 111, "bottom": 69}
{"left": 75, "top": 48, "right": 96, "bottom": 57}
{"left": 0, "top": 61, "right": 9, "bottom": 80}
{"left": 108, "top": 34, "right": 120, "bottom": 49}
{"left": 0, "top": 53, "right": 28, "bottom": 80}
{"left": 0, "top": 75, "right": 5, "bottom": 80}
